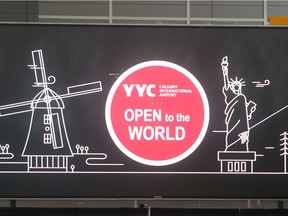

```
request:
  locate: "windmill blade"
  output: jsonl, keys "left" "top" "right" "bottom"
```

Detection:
{"left": 0, "top": 81, "right": 102, "bottom": 117}
{"left": 0, "top": 100, "right": 33, "bottom": 117}
{"left": 62, "top": 81, "right": 102, "bottom": 99}
{"left": 30, "top": 50, "right": 48, "bottom": 88}
{"left": 50, "top": 113, "right": 64, "bottom": 149}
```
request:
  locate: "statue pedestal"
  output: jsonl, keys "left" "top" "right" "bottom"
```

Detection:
{"left": 217, "top": 151, "right": 257, "bottom": 173}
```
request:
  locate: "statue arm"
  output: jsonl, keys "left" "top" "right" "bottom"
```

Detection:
{"left": 221, "top": 56, "right": 230, "bottom": 91}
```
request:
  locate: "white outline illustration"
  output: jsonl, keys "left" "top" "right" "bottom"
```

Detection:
{"left": 280, "top": 132, "right": 288, "bottom": 173}
{"left": 0, "top": 144, "right": 14, "bottom": 160}
{"left": 221, "top": 56, "right": 257, "bottom": 152}
{"left": 218, "top": 56, "right": 257, "bottom": 173}
{"left": 216, "top": 56, "right": 288, "bottom": 174}
{"left": 252, "top": 79, "right": 270, "bottom": 88}
{"left": 0, "top": 50, "right": 125, "bottom": 173}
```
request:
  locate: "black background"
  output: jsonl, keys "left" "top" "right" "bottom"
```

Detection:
{"left": 0, "top": 24, "right": 288, "bottom": 198}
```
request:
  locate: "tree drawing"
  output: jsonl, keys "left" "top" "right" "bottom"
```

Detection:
{"left": 280, "top": 131, "right": 288, "bottom": 173}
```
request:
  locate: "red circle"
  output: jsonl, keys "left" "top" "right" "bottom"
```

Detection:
{"left": 106, "top": 61, "right": 209, "bottom": 166}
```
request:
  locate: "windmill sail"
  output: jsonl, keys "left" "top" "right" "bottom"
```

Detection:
{"left": 29, "top": 50, "right": 48, "bottom": 87}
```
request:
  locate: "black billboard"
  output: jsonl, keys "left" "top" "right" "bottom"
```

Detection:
{"left": 0, "top": 23, "right": 287, "bottom": 198}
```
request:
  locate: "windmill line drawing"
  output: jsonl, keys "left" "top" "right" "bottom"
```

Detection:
{"left": 0, "top": 50, "right": 103, "bottom": 172}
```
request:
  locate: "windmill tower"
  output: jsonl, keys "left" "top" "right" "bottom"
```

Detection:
{"left": 22, "top": 50, "right": 73, "bottom": 172}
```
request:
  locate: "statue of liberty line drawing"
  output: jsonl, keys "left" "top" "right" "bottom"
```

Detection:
{"left": 217, "top": 56, "right": 257, "bottom": 173}
{"left": 0, "top": 50, "right": 107, "bottom": 173}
